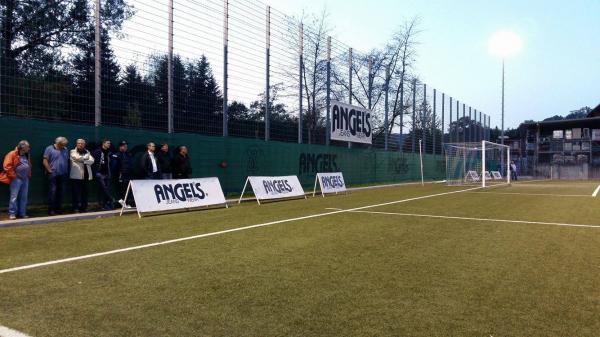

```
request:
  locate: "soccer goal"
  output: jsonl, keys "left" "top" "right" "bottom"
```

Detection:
{"left": 444, "top": 141, "right": 510, "bottom": 187}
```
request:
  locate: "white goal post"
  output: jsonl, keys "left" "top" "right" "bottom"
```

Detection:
{"left": 444, "top": 141, "right": 510, "bottom": 187}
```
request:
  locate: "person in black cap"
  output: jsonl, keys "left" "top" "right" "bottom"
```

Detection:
{"left": 113, "top": 140, "right": 133, "bottom": 207}
{"left": 92, "top": 138, "right": 116, "bottom": 210}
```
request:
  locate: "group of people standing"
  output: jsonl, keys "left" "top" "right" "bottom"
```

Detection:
{"left": 1, "top": 137, "right": 192, "bottom": 220}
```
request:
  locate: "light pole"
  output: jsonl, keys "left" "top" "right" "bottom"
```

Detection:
{"left": 501, "top": 58, "right": 504, "bottom": 145}
{"left": 488, "top": 30, "right": 522, "bottom": 145}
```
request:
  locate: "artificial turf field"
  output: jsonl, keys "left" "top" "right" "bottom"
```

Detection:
{"left": 1, "top": 180, "right": 600, "bottom": 336}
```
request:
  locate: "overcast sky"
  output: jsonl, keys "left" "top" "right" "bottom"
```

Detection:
{"left": 270, "top": 0, "right": 600, "bottom": 128}
{"left": 113, "top": 0, "right": 599, "bottom": 130}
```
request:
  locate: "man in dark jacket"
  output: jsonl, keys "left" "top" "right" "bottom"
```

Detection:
{"left": 141, "top": 142, "right": 161, "bottom": 179}
{"left": 171, "top": 146, "right": 192, "bottom": 179}
{"left": 113, "top": 140, "right": 133, "bottom": 207}
{"left": 92, "top": 138, "right": 116, "bottom": 210}
{"left": 156, "top": 143, "right": 172, "bottom": 180}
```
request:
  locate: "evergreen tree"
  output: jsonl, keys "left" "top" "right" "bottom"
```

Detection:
{"left": 71, "top": 25, "right": 121, "bottom": 123}
{"left": 121, "top": 64, "right": 150, "bottom": 127}
{"left": 148, "top": 54, "right": 186, "bottom": 131}
{"left": 185, "top": 55, "right": 223, "bottom": 135}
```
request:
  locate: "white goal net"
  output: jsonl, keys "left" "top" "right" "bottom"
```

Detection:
{"left": 444, "top": 141, "right": 510, "bottom": 187}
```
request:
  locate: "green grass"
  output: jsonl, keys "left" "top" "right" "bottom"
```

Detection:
{"left": 1, "top": 181, "right": 600, "bottom": 336}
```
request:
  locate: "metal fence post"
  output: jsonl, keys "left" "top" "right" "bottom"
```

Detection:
{"left": 486, "top": 115, "right": 492, "bottom": 142}
{"left": 478, "top": 110, "right": 481, "bottom": 141}
{"left": 167, "top": 0, "right": 174, "bottom": 134}
{"left": 441, "top": 92, "right": 445, "bottom": 153}
{"left": 486, "top": 115, "right": 489, "bottom": 141}
{"left": 474, "top": 109, "right": 478, "bottom": 141}
{"left": 468, "top": 106, "right": 472, "bottom": 142}
{"left": 481, "top": 111, "right": 484, "bottom": 141}
{"left": 222, "top": 0, "right": 229, "bottom": 137}
{"left": 412, "top": 78, "right": 416, "bottom": 153}
{"left": 483, "top": 114, "right": 486, "bottom": 141}
{"left": 482, "top": 111, "right": 485, "bottom": 142}
{"left": 484, "top": 114, "right": 487, "bottom": 141}
{"left": 422, "top": 83, "right": 426, "bottom": 154}
{"left": 462, "top": 103, "right": 466, "bottom": 143}
{"left": 368, "top": 57, "right": 373, "bottom": 110}
{"left": 483, "top": 114, "right": 487, "bottom": 141}
{"left": 474, "top": 108, "right": 477, "bottom": 141}
{"left": 456, "top": 100, "right": 459, "bottom": 143}
{"left": 348, "top": 47, "right": 352, "bottom": 149}
{"left": 449, "top": 97, "right": 452, "bottom": 143}
{"left": 326, "top": 37, "right": 331, "bottom": 146}
{"left": 433, "top": 88, "right": 436, "bottom": 155}
{"left": 399, "top": 73, "right": 404, "bottom": 152}
{"left": 265, "top": 5, "right": 270, "bottom": 141}
{"left": 298, "top": 23, "right": 303, "bottom": 144}
{"left": 94, "top": 0, "right": 101, "bottom": 127}
{"left": 384, "top": 65, "right": 389, "bottom": 151}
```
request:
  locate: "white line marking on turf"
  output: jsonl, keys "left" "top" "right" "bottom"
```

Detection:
{"left": 0, "top": 325, "right": 33, "bottom": 337}
{"left": 512, "top": 184, "right": 595, "bottom": 188}
{"left": 346, "top": 210, "right": 600, "bottom": 229}
{"left": 0, "top": 187, "right": 481, "bottom": 275}
{"left": 592, "top": 184, "right": 600, "bottom": 197}
{"left": 467, "top": 191, "right": 590, "bottom": 197}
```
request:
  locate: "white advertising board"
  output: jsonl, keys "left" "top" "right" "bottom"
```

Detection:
{"left": 313, "top": 172, "right": 347, "bottom": 197}
{"left": 240, "top": 176, "right": 306, "bottom": 204}
{"left": 122, "top": 178, "right": 227, "bottom": 217}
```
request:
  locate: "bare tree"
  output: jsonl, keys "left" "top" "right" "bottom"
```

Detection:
{"left": 384, "top": 18, "right": 421, "bottom": 137}
{"left": 297, "top": 9, "right": 331, "bottom": 144}
{"left": 285, "top": 12, "right": 420, "bottom": 146}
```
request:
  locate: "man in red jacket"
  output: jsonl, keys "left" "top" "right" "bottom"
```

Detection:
{"left": 0, "top": 140, "right": 32, "bottom": 220}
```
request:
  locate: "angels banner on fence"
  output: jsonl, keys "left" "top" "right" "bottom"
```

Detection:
{"left": 329, "top": 101, "right": 373, "bottom": 144}
{"left": 313, "top": 172, "right": 347, "bottom": 197}
{"left": 239, "top": 176, "right": 306, "bottom": 204}
{"left": 122, "top": 177, "right": 228, "bottom": 217}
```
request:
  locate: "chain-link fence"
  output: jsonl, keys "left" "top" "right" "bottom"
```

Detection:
{"left": 0, "top": 0, "right": 493, "bottom": 151}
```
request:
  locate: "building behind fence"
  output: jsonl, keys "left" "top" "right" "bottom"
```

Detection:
{"left": 513, "top": 104, "right": 600, "bottom": 179}
{"left": 0, "top": 0, "right": 497, "bottom": 207}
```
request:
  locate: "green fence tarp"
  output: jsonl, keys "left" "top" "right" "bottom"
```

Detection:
{"left": 0, "top": 117, "right": 445, "bottom": 207}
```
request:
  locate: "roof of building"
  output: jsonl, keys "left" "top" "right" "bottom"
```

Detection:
{"left": 587, "top": 103, "right": 600, "bottom": 118}
{"left": 520, "top": 116, "right": 600, "bottom": 129}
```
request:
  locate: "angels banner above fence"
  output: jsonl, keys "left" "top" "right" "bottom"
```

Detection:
{"left": 329, "top": 101, "right": 373, "bottom": 144}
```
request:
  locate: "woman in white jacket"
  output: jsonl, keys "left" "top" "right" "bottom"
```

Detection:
{"left": 70, "top": 139, "right": 95, "bottom": 212}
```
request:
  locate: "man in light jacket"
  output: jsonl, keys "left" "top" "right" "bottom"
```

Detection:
{"left": 70, "top": 139, "right": 94, "bottom": 213}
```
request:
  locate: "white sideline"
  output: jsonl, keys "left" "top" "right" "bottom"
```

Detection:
{"left": 0, "top": 325, "right": 32, "bottom": 337}
{"left": 467, "top": 191, "right": 591, "bottom": 198}
{"left": 345, "top": 210, "right": 600, "bottom": 229}
{"left": 592, "top": 184, "right": 600, "bottom": 197}
{"left": 509, "top": 184, "right": 598, "bottom": 189}
{"left": 0, "top": 187, "right": 480, "bottom": 275}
